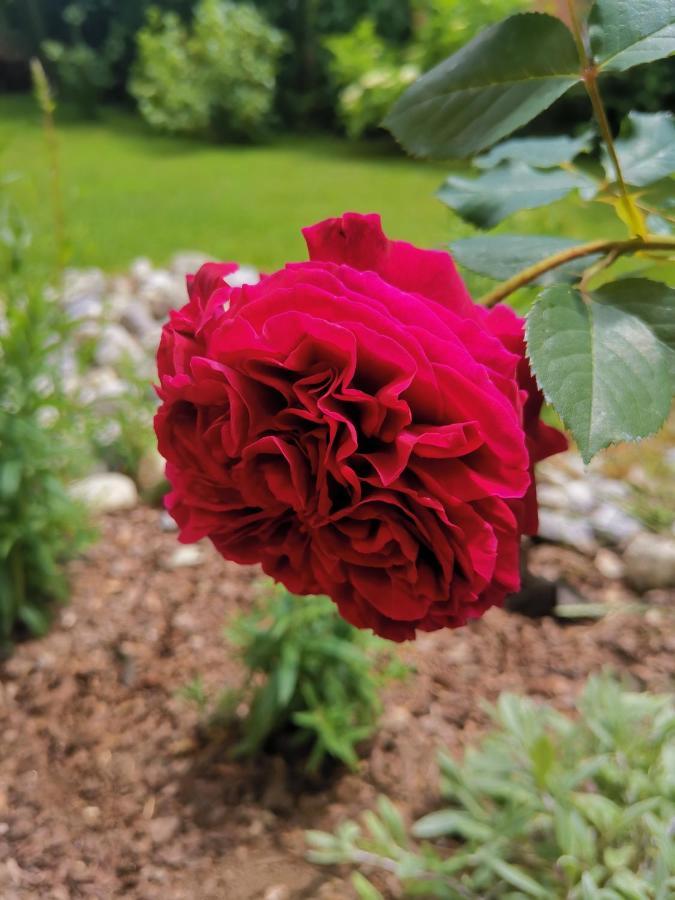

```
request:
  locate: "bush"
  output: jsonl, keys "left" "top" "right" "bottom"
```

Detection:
{"left": 326, "top": 0, "right": 529, "bottom": 139}
{"left": 187, "top": 586, "right": 406, "bottom": 772}
{"left": 42, "top": 3, "right": 123, "bottom": 117}
{"left": 129, "top": 0, "right": 285, "bottom": 141}
{"left": 0, "top": 222, "right": 92, "bottom": 654}
{"left": 308, "top": 674, "right": 675, "bottom": 897}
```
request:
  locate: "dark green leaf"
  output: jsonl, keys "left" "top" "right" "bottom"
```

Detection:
{"left": 438, "top": 162, "right": 592, "bottom": 229}
{"left": 384, "top": 14, "right": 580, "bottom": 159}
{"left": 18, "top": 602, "right": 51, "bottom": 636}
{"left": 604, "top": 112, "right": 675, "bottom": 187}
{"left": 526, "top": 285, "right": 672, "bottom": 462}
{"left": 450, "top": 235, "right": 598, "bottom": 283}
{"left": 593, "top": 279, "right": 675, "bottom": 381}
{"left": 591, "top": 0, "right": 675, "bottom": 73}
{"left": 476, "top": 130, "right": 593, "bottom": 169}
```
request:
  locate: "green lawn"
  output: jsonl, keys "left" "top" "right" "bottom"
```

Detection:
{"left": 1, "top": 94, "right": 622, "bottom": 278}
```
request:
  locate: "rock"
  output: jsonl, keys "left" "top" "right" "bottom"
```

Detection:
{"left": 64, "top": 296, "right": 104, "bottom": 322}
{"left": 62, "top": 267, "right": 107, "bottom": 303}
{"left": 225, "top": 265, "right": 260, "bottom": 288}
{"left": 139, "top": 271, "right": 185, "bottom": 319}
{"left": 594, "top": 548, "right": 626, "bottom": 580}
{"left": 94, "top": 324, "right": 144, "bottom": 367}
{"left": 537, "top": 510, "right": 597, "bottom": 555}
{"left": 119, "top": 303, "right": 157, "bottom": 340}
{"left": 564, "top": 480, "right": 597, "bottom": 514}
{"left": 165, "top": 545, "right": 204, "bottom": 569}
{"left": 129, "top": 256, "right": 154, "bottom": 286}
{"left": 69, "top": 473, "right": 138, "bottom": 514}
{"left": 137, "top": 447, "right": 166, "bottom": 494}
{"left": 159, "top": 510, "right": 178, "bottom": 533}
{"left": 536, "top": 484, "right": 568, "bottom": 510}
{"left": 148, "top": 816, "right": 180, "bottom": 845}
{"left": 624, "top": 533, "right": 675, "bottom": 591}
{"left": 170, "top": 251, "right": 212, "bottom": 278}
{"left": 591, "top": 503, "right": 642, "bottom": 546}
{"left": 77, "top": 367, "right": 126, "bottom": 405}
{"left": 588, "top": 476, "right": 631, "bottom": 503}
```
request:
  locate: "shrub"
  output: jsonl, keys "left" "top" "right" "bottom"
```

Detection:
{"left": 129, "top": 0, "right": 285, "bottom": 141}
{"left": 0, "top": 250, "right": 92, "bottom": 654}
{"left": 308, "top": 674, "right": 675, "bottom": 898}
{"left": 190, "top": 586, "right": 407, "bottom": 772}
{"left": 325, "top": 1, "right": 529, "bottom": 138}
{"left": 42, "top": 3, "right": 123, "bottom": 117}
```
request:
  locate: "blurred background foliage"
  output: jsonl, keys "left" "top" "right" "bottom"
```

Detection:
{"left": 1, "top": 0, "right": 673, "bottom": 138}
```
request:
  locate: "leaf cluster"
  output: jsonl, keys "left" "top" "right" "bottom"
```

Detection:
{"left": 384, "top": 0, "right": 675, "bottom": 461}
{"left": 308, "top": 673, "right": 675, "bottom": 898}
{"left": 204, "top": 586, "right": 407, "bottom": 772}
{"left": 0, "top": 252, "right": 93, "bottom": 654}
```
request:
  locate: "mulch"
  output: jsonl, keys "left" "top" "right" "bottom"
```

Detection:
{"left": 1, "top": 508, "right": 673, "bottom": 899}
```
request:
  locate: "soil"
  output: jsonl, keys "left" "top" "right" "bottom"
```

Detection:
{"left": 1, "top": 508, "right": 673, "bottom": 900}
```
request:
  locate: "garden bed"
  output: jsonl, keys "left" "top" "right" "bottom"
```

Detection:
{"left": 1, "top": 507, "right": 673, "bottom": 899}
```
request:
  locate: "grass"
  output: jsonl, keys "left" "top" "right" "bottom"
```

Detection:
{"left": 1, "top": 93, "right": 625, "bottom": 279}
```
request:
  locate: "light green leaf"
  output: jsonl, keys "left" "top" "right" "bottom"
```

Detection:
{"left": 530, "top": 734, "right": 556, "bottom": 788}
{"left": 351, "top": 872, "right": 385, "bottom": 900}
{"left": 484, "top": 857, "right": 549, "bottom": 898}
{"left": 476, "top": 130, "right": 593, "bottom": 169}
{"left": 581, "top": 871, "right": 602, "bottom": 900}
{"left": 593, "top": 279, "right": 675, "bottom": 381}
{"left": 572, "top": 792, "right": 622, "bottom": 833}
{"left": 450, "top": 235, "right": 598, "bottom": 283}
{"left": 412, "top": 809, "right": 493, "bottom": 841}
{"left": 526, "top": 285, "right": 672, "bottom": 462}
{"left": 604, "top": 112, "right": 675, "bottom": 187}
{"left": 384, "top": 13, "right": 580, "bottom": 159}
{"left": 591, "top": 0, "right": 675, "bottom": 73}
{"left": 438, "top": 162, "right": 592, "bottom": 229}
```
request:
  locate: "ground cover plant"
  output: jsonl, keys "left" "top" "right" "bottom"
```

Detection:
{"left": 186, "top": 585, "right": 407, "bottom": 772}
{"left": 307, "top": 673, "right": 675, "bottom": 898}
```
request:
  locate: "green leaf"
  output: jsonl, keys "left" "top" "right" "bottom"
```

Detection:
{"left": 526, "top": 285, "right": 672, "bottom": 462}
{"left": 604, "top": 112, "right": 675, "bottom": 187}
{"left": 476, "top": 130, "right": 593, "bottom": 169}
{"left": 591, "top": 0, "right": 675, "bottom": 73}
{"left": 438, "top": 162, "right": 592, "bottom": 229}
{"left": 450, "top": 235, "right": 599, "bottom": 283}
{"left": 593, "top": 279, "right": 675, "bottom": 381}
{"left": 351, "top": 872, "right": 385, "bottom": 900}
{"left": 572, "top": 792, "right": 622, "bottom": 833}
{"left": 384, "top": 13, "right": 581, "bottom": 159}
{"left": 530, "top": 734, "right": 556, "bottom": 788}
{"left": 412, "top": 809, "right": 493, "bottom": 841}
{"left": 483, "top": 857, "right": 549, "bottom": 898}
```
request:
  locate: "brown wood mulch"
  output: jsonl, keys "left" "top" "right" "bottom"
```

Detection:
{"left": 1, "top": 508, "right": 673, "bottom": 899}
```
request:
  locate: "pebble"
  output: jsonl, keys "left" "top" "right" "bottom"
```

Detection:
{"left": 594, "top": 548, "right": 626, "bottom": 580}
{"left": 136, "top": 447, "right": 167, "bottom": 494}
{"left": 537, "top": 509, "right": 597, "bottom": 555}
{"left": 159, "top": 510, "right": 178, "bottom": 532}
{"left": 148, "top": 816, "right": 180, "bottom": 845}
{"left": 591, "top": 503, "right": 642, "bottom": 546}
{"left": 624, "top": 533, "right": 675, "bottom": 591}
{"left": 94, "top": 323, "right": 144, "bottom": 367}
{"left": 69, "top": 473, "right": 138, "bottom": 514}
{"left": 166, "top": 545, "right": 204, "bottom": 569}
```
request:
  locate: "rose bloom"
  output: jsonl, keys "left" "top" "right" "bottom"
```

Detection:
{"left": 155, "top": 213, "right": 566, "bottom": 641}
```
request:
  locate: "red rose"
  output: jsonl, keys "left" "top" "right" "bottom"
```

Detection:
{"left": 155, "top": 213, "right": 565, "bottom": 641}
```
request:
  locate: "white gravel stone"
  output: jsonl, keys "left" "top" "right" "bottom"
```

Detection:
{"left": 624, "top": 533, "right": 675, "bottom": 591}
{"left": 591, "top": 503, "right": 642, "bottom": 546}
{"left": 137, "top": 447, "right": 167, "bottom": 494}
{"left": 94, "top": 324, "right": 144, "bottom": 367}
{"left": 537, "top": 509, "right": 597, "bottom": 555}
{"left": 536, "top": 484, "right": 569, "bottom": 510}
{"left": 166, "top": 545, "right": 204, "bottom": 569}
{"left": 69, "top": 473, "right": 138, "bottom": 513}
{"left": 594, "top": 548, "right": 626, "bottom": 580}
{"left": 564, "top": 480, "right": 597, "bottom": 514}
{"left": 170, "top": 251, "right": 212, "bottom": 277}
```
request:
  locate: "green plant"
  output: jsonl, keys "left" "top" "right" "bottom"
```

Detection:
{"left": 0, "top": 270, "right": 92, "bottom": 654}
{"left": 42, "top": 3, "right": 123, "bottom": 117}
{"left": 193, "top": 586, "right": 407, "bottom": 772}
{"left": 308, "top": 674, "right": 675, "bottom": 898}
{"left": 325, "top": 2, "right": 528, "bottom": 139}
{"left": 385, "top": 0, "right": 675, "bottom": 463}
{"left": 129, "top": 0, "right": 285, "bottom": 141}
